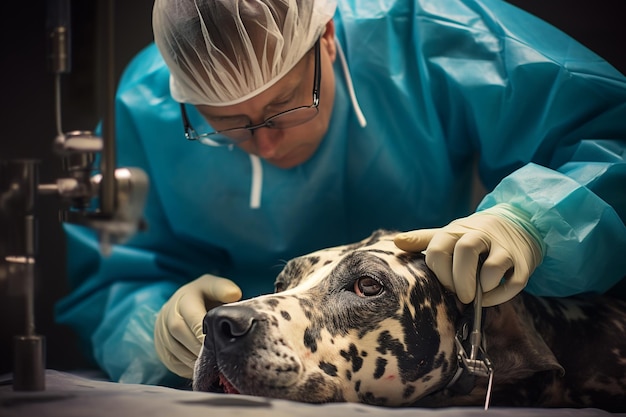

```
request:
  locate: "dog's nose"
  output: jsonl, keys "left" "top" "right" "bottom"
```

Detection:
{"left": 204, "top": 305, "right": 258, "bottom": 349}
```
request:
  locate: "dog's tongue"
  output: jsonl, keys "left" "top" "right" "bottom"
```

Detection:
{"left": 219, "top": 373, "right": 240, "bottom": 394}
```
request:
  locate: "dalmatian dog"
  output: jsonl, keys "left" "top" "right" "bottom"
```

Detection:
{"left": 193, "top": 230, "right": 626, "bottom": 411}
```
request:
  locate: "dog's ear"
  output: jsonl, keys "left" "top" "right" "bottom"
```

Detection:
{"left": 483, "top": 297, "right": 565, "bottom": 382}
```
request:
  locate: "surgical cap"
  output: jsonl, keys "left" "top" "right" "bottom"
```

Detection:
{"left": 153, "top": 0, "right": 337, "bottom": 106}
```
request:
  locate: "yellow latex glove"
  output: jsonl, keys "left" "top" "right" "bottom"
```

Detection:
{"left": 394, "top": 204, "right": 544, "bottom": 307}
{"left": 154, "top": 274, "right": 242, "bottom": 378}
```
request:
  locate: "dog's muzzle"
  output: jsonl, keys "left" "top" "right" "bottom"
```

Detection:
{"left": 203, "top": 305, "right": 259, "bottom": 350}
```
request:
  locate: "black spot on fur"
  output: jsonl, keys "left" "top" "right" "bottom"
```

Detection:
{"left": 304, "top": 327, "right": 318, "bottom": 353}
{"left": 374, "top": 357, "right": 387, "bottom": 379}
{"left": 265, "top": 298, "right": 279, "bottom": 309}
{"left": 319, "top": 361, "right": 338, "bottom": 377}
{"left": 396, "top": 252, "right": 415, "bottom": 266}
{"left": 275, "top": 256, "right": 321, "bottom": 290}
{"left": 376, "top": 326, "right": 438, "bottom": 384}
{"left": 298, "top": 297, "right": 314, "bottom": 320}
{"left": 403, "top": 384, "right": 416, "bottom": 399}
{"left": 340, "top": 344, "right": 363, "bottom": 373}
{"left": 359, "top": 391, "right": 388, "bottom": 406}
{"left": 434, "top": 351, "right": 449, "bottom": 374}
{"left": 280, "top": 310, "right": 291, "bottom": 320}
{"left": 300, "top": 372, "right": 342, "bottom": 401}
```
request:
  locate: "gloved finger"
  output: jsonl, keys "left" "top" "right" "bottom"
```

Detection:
{"left": 202, "top": 275, "right": 243, "bottom": 304}
{"left": 154, "top": 310, "right": 198, "bottom": 378}
{"left": 481, "top": 281, "right": 524, "bottom": 307}
{"left": 160, "top": 337, "right": 198, "bottom": 378}
{"left": 394, "top": 229, "right": 439, "bottom": 252}
{"left": 478, "top": 245, "right": 514, "bottom": 293}
{"left": 483, "top": 248, "right": 530, "bottom": 307}
{"left": 424, "top": 232, "right": 457, "bottom": 293}
{"left": 172, "top": 292, "right": 207, "bottom": 354}
{"left": 452, "top": 231, "right": 490, "bottom": 304}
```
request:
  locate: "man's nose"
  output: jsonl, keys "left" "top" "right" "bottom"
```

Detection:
{"left": 251, "top": 127, "right": 281, "bottom": 159}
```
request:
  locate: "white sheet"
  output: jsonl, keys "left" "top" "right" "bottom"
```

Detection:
{"left": 0, "top": 371, "right": 622, "bottom": 417}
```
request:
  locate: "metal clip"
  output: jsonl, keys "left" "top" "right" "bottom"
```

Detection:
{"left": 455, "top": 279, "right": 495, "bottom": 410}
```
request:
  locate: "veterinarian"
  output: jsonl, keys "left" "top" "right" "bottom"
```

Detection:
{"left": 56, "top": 0, "right": 626, "bottom": 385}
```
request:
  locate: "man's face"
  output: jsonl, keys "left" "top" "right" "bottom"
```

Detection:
{"left": 195, "top": 33, "right": 336, "bottom": 169}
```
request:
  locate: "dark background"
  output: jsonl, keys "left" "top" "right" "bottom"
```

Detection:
{"left": 1, "top": 0, "right": 625, "bottom": 375}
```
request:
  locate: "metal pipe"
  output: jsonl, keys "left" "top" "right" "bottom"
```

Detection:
{"left": 0, "top": 159, "right": 46, "bottom": 391}
{"left": 99, "top": 0, "right": 116, "bottom": 219}
{"left": 47, "top": 0, "right": 71, "bottom": 75}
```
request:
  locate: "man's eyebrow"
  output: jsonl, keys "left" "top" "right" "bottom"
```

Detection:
{"left": 204, "top": 85, "right": 300, "bottom": 121}
{"left": 204, "top": 112, "right": 248, "bottom": 122}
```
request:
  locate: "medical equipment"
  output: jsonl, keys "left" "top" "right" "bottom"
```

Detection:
{"left": 454, "top": 278, "right": 495, "bottom": 410}
{"left": 0, "top": 0, "right": 148, "bottom": 391}
{"left": 0, "top": 160, "right": 44, "bottom": 391}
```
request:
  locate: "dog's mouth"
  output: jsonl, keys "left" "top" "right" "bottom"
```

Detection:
{"left": 201, "top": 369, "right": 241, "bottom": 395}
{"left": 218, "top": 372, "right": 240, "bottom": 395}
{"left": 194, "top": 355, "right": 242, "bottom": 395}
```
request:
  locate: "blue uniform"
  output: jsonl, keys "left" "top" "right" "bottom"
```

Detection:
{"left": 56, "top": 0, "right": 626, "bottom": 384}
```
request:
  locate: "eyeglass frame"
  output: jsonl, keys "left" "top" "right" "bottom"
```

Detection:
{"left": 180, "top": 37, "right": 321, "bottom": 147}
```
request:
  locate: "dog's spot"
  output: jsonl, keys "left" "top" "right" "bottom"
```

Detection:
{"left": 275, "top": 256, "right": 321, "bottom": 290}
{"left": 403, "top": 384, "right": 416, "bottom": 399}
{"left": 376, "top": 329, "right": 436, "bottom": 383}
{"left": 373, "top": 357, "right": 387, "bottom": 379}
{"left": 319, "top": 361, "right": 338, "bottom": 377}
{"left": 396, "top": 252, "right": 414, "bottom": 266}
{"left": 303, "top": 327, "right": 318, "bottom": 353}
{"left": 340, "top": 344, "right": 364, "bottom": 373}
{"left": 280, "top": 310, "right": 291, "bottom": 321}
{"left": 298, "top": 297, "right": 314, "bottom": 320}
{"left": 434, "top": 351, "right": 449, "bottom": 374}
{"left": 359, "top": 391, "right": 388, "bottom": 406}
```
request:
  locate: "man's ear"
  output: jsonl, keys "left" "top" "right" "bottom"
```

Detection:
{"left": 483, "top": 298, "right": 565, "bottom": 382}
{"left": 321, "top": 20, "right": 336, "bottom": 62}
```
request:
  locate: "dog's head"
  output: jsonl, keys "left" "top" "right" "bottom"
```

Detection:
{"left": 193, "top": 230, "right": 461, "bottom": 405}
{"left": 194, "top": 229, "right": 574, "bottom": 407}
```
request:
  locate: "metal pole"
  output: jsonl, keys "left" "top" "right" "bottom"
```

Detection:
{"left": 100, "top": 0, "right": 116, "bottom": 219}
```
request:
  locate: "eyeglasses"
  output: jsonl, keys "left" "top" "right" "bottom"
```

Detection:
{"left": 180, "top": 38, "right": 321, "bottom": 147}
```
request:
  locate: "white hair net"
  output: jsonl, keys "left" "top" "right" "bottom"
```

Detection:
{"left": 153, "top": 0, "right": 337, "bottom": 106}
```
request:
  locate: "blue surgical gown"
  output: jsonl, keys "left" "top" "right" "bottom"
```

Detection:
{"left": 56, "top": 0, "right": 626, "bottom": 385}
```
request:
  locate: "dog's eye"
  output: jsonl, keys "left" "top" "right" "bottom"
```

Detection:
{"left": 274, "top": 282, "right": 285, "bottom": 293}
{"left": 354, "top": 277, "right": 384, "bottom": 297}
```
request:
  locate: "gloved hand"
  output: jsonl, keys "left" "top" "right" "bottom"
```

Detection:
{"left": 154, "top": 274, "right": 242, "bottom": 378}
{"left": 394, "top": 203, "right": 544, "bottom": 307}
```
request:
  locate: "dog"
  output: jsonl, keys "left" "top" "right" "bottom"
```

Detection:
{"left": 193, "top": 230, "right": 626, "bottom": 411}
